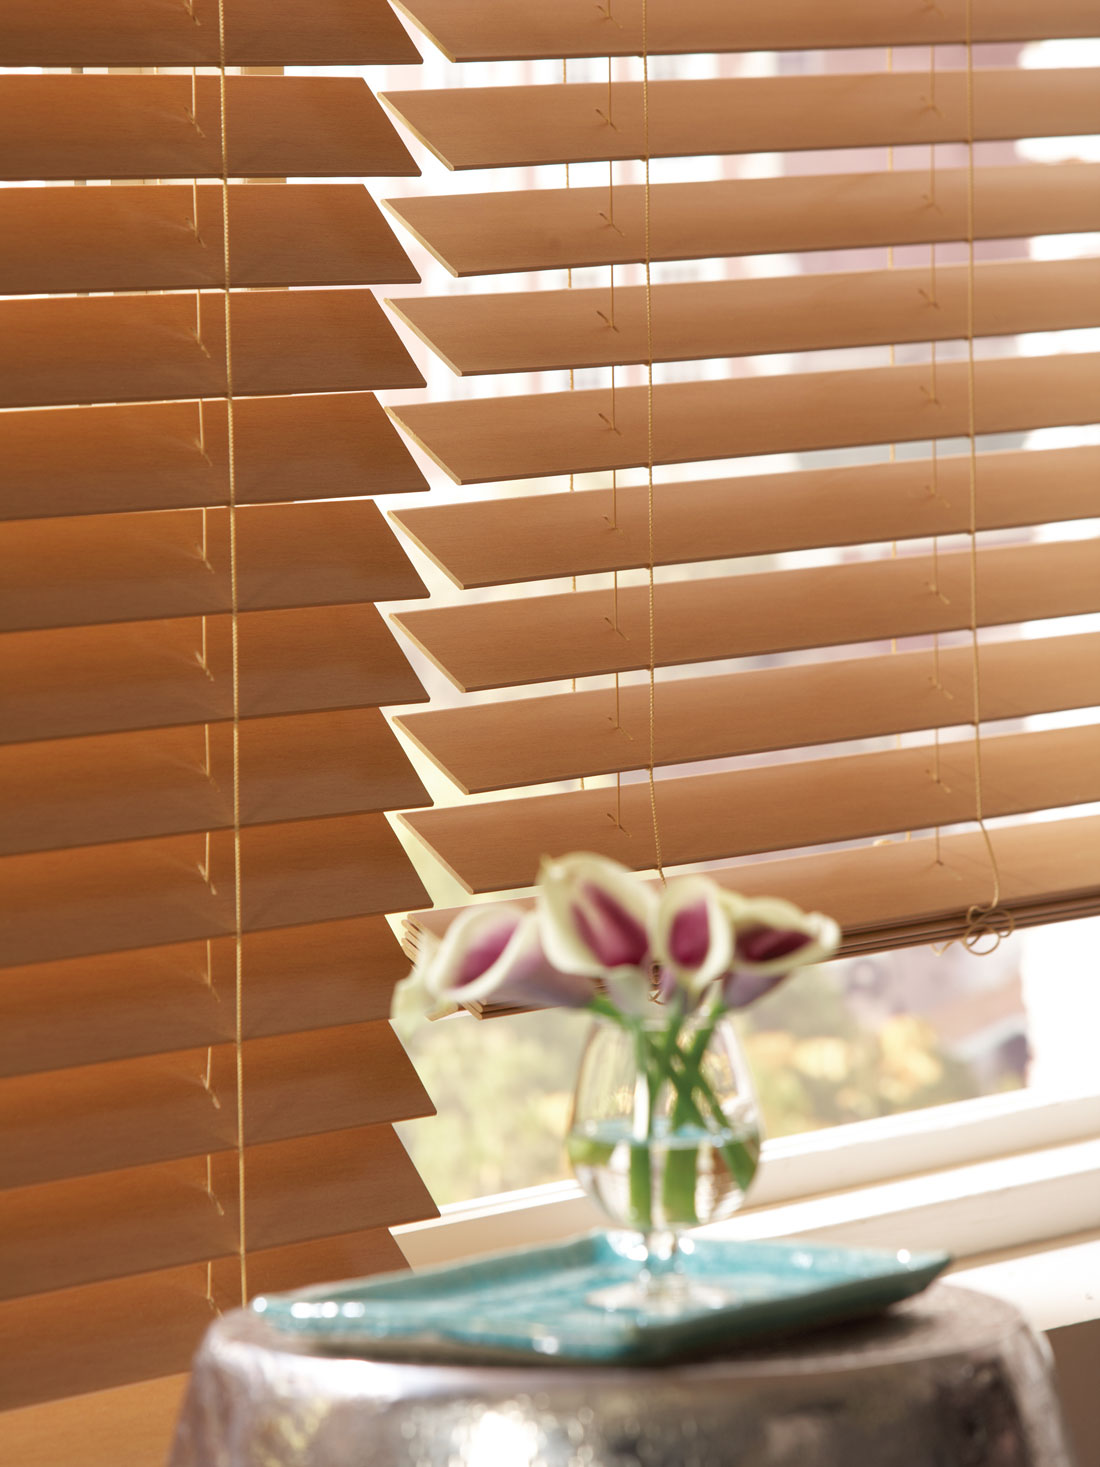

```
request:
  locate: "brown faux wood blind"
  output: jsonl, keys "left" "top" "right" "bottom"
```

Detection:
{"left": 388, "top": 261, "right": 1100, "bottom": 375}
{"left": 390, "top": 0, "right": 1100, "bottom": 60}
{"left": 388, "top": 354, "right": 1100, "bottom": 483}
{"left": 384, "top": 163, "right": 1100, "bottom": 275}
{"left": 0, "top": 183, "right": 419, "bottom": 296}
{"left": 384, "top": 69, "right": 1100, "bottom": 169}
{"left": 407, "top": 815, "right": 1100, "bottom": 963}
{"left": 0, "top": 3, "right": 437, "bottom": 1457}
{"left": 380, "top": 8, "right": 1100, "bottom": 981}
{"left": 2, "top": 1, "right": 421, "bottom": 68}
{"left": 0, "top": 75, "right": 418, "bottom": 181}
{"left": 0, "top": 394, "right": 426, "bottom": 521}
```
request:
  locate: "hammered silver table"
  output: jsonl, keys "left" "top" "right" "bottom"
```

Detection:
{"left": 168, "top": 1283, "right": 1075, "bottom": 1467}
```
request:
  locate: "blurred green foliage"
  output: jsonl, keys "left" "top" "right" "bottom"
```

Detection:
{"left": 739, "top": 967, "right": 984, "bottom": 1137}
{"left": 397, "top": 1006, "right": 588, "bottom": 1205}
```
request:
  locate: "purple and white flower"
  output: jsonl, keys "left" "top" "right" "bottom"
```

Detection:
{"left": 718, "top": 894, "right": 841, "bottom": 1009}
{"left": 652, "top": 875, "right": 734, "bottom": 998}
{"left": 399, "top": 903, "right": 593, "bottom": 1019}
{"left": 536, "top": 852, "right": 658, "bottom": 1015}
{"left": 393, "top": 853, "right": 841, "bottom": 1025}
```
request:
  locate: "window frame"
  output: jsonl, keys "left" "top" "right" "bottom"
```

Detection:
{"left": 394, "top": 1085, "right": 1100, "bottom": 1270}
{"left": 368, "top": 40, "right": 1100, "bottom": 1283}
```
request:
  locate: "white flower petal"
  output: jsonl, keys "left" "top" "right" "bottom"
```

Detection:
{"left": 421, "top": 902, "right": 527, "bottom": 1004}
{"left": 653, "top": 874, "right": 733, "bottom": 995}
{"left": 489, "top": 913, "right": 598, "bottom": 1010}
{"left": 720, "top": 892, "right": 841, "bottom": 975}
{"left": 536, "top": 852, "right": 657, "bottom": 977}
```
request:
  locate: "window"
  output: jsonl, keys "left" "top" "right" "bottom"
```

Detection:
{"left": 398, "top": 916, "right": 1100, "bottom": 1205}
{"left": 368, "top": 1, "right": 1100, "bottom": 1252}
{"left": 2, "top": 2, "right": 1098, "bottom": 1459}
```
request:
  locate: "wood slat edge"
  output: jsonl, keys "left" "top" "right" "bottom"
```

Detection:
{"left": 391, "top": 0, "right": 1100, "bottom": 62}
{"left": 406, "top": 813, "right": 1100, "bottom": 960}
{"left": 382, "top": 70, "right": 1100, "bottom": 171}
{"left": 398, "top": 725, "right": 1100, "bottom": 891}
{"left": 389, "top": 445, "right": 1100, "bottom": 587}
{"left": 394, "top": 632, "right": 1100, "bottom": 793}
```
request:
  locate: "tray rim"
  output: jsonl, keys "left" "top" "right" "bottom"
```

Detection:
{"left": 252, "top": 1232, "right": 952, "bottom": 1365}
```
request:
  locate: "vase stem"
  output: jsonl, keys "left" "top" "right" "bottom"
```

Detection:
{"left": 641, "top": 1229, "right": 682, "bottom": 1288}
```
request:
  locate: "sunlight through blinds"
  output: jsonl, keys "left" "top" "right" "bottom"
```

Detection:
{"left": 382, "top": 0, "right": 1100, "bottom": 970}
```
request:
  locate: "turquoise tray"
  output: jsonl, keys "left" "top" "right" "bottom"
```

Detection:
{"left": 253, "top": 1232, "right": 950, "bottom": 1365}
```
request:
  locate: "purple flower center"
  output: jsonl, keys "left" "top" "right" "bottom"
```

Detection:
{"left": 573, "top": 882, "right": 650, "bottom": 967}
{"left": 456, "top": 925, "right": 514, "bottom": 986}
{"left": 668, "top": 901, "right": 711, "bottom": 969}
{"left": 736, "top": 926, "right": 812, "bottom": 964}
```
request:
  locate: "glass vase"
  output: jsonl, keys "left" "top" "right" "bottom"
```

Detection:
{"left": 566, "top": 1005, "right": 762, "bottom": 1314}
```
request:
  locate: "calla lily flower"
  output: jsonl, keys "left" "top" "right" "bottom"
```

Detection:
{"left": 717, "top": 894, "right": 841, "bottom": 1009}
{"left": 536, "top": 853, "right": 658, "bottom": 1015}
{"left": 395, "top": 903, "right": 593, "bottom": 1020}
{"left": 653, "top": 875, "right": 734, "bottom": 998}
{"left": 394, "top": 859, "right": 842, "bottom": 1027}
{"left": 536, "top": 853, "right": 656, "bottom": 974}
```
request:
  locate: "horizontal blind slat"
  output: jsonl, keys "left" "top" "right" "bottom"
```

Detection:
{"left": 214, "top": 1224, "right": 415, "bottom": 1299}
{"left": 0, "top": 916, "right": 409, "bottom": 1078}
{"left": 0, "top": 290, "right": 422, "bottom": 411}
{"left": 391, "top": 446, "right": 1100, "bottom": 587}
{"left": 408, "top": 814, "right": 1100, "bottom": 961}
{"left": 391, "top": 0, "right": 1100, "bottom": 60}
{"left": 0, "top": 813, "right": 432, "bottom": 967}
{"left": 384, "top": 163, "right": 1100, "bottom": 276}
{"left": 0, "top": 76, "right": 416, "bottom": 181}
{"left": 0, "top": 184, "right": 417, "bottom": 297}
{"left": 388, "top": 352, "right": 1100, "bottom": 484}
{"left": 0, "top": 500, "right": 426, "bottom": 634}
{"left": 383, "top": 69, "right": 1100, "bottom": 170}
{"left": 1, "top": 605, "right": 427, "bottom": 746}
{"left": 0, "top": 1374, "right": 190, "bottom": 1467}
{"left": 396, "top": 632, "right": 1100, "bottom": 793}
{"left": 399, "top": 725, "right": 1100, "bottom": 891}
{"left": 0, "top": 1147, "right": 427, "bottom": 1315}
{"left": 0, "top": 709, "right": 429, "bottom": 856}
{"left": 0, "top": 1276, "right": 215, "bottom": 1415}
{"left": 0, "top": 394, "right": 429, "bottom": 523}
{"left": 0, "top": 1223, "right": 417, "bottom": 1410}
{"left": 0, "top": 1025, "right": 432, "bottom": 1191}
{"left": 390, "top": 258, "right": 1100, "bottom": 377}
{"left": 393, "top": 537, "right": 1100, "bottom": 691}
{"left": 0, "top": 0, "right": 421, "bottom": 67}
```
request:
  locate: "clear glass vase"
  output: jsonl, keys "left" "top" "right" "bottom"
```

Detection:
{"left": 566, "top": 1006, "right": 762, "bottom": 1314}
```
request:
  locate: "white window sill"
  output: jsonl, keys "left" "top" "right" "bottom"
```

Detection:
{"left": 951, "top": 1233, "right": 1100, "bottom": 1334}
{"left": 395, "top": 1113, "right": 1100, "bottom": 1334}
{"left": 396, "top": 1167, "right": 1100, "bottom": 1343}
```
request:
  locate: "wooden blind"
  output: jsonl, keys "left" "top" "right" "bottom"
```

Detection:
{"left": 381, "top": 6, "right": 1100, "bottom": 972}
{"left": 388, "top": 1, "right": 1100, "bottom": 60}
{"left": 0, "top": 4, "right": 437, "bottom": 1461}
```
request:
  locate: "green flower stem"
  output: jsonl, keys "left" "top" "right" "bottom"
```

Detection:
{"left": 628, "top": 1026, "right": 654, "bottom": 1229}
{"left": 665, "top": 1004, "right": 760, "bottom": 1195}
{"left": 660, "top": 1137, "right": 700, "bottom": 1225}
{"left": 645, "top": 1011, "right": 727, "bottom": 1228}
{"left": 586, "top": 994, "right": 631, "bottom": 1026}
{"left": 581, "top": 995, "right": 758, "bottom": 1223}
{"left": 644, "top": 1012, "right": 700, "bottom": 1227}
{"left": 684, "top": 1068, "right": 759, "bottom": 1191}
